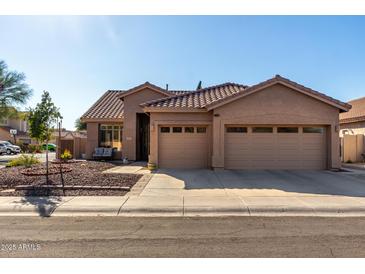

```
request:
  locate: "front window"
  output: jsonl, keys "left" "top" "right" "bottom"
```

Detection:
{"left": 100, "top": 124, "right": 122, "bottom": 150}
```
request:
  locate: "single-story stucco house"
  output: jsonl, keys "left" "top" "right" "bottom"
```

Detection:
{"left": 340, "top": 96, "right": 365, "bottom": 162}
{"left": 80, "top": 75, "right": 351, "bottom": 170}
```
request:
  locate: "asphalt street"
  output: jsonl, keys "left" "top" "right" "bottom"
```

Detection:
{"left": 1, "top": 216, "right": 365, "bottom": 257}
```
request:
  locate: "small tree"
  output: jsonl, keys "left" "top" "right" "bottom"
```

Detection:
{"left": 28, "top": 91, "right": 62, "bottom": 183}
{"left": 75, "top": 118, "right": 87, "bottom": 131}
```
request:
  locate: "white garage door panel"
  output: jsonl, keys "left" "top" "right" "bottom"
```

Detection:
{"left": 159, "top": 126, "right": 209, "bottom": 169}
{"left": 225, "top": 126, "right": 327, "bottom": 170}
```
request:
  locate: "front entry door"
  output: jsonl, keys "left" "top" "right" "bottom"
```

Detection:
{"left": 136, "top": 113, "right": 150, "bottom": 161}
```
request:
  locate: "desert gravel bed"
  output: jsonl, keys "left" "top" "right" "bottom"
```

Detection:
{"left": 0, "top": 161, "right": 142, "bottom": 196}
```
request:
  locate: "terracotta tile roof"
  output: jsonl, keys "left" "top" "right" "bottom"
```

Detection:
{"left": 141, "top": 75, "right": 350, "bottom": 112}
{"left": 80, "top": 87, "right": 193, "bottom": 120}
{"left": 81, "top": 76, "right": 350, "bottom": 120}
{"left": 340, "top": 96, "right": 365, "bottom": 124}
{"left": 169, "top": 90, "right": 193, "bottom": 95}
{"left": 81, "top": 90, "right": 125, "bottom": 120}
{"left": 140, "top": 82, "right": 248, "bottom": 109}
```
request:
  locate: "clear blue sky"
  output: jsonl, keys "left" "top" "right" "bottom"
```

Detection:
{"left": 0, "top": 16, "right": 364, "bottom": 129}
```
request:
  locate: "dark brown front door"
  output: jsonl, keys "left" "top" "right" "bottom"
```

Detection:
{"left": 136, "top": 113, "right": 150, "bottom": 161}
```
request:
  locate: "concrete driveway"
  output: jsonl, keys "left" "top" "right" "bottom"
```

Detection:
{"left": 141, "top": 168, "right": 365, "bottom": 198}
{"left": 116, "top": 168, "right": 365, "bottom": 216}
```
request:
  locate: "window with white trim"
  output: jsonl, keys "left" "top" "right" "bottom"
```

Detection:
{"left": 100, "top": 124, "right": 122, "bottom": 150}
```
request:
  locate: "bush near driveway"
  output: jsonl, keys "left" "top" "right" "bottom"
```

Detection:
{"left": 60, "top": 149, "right": 72, "bottom": 161}
{"left": 6, "top": 154, "right": 40, "bottom": 168}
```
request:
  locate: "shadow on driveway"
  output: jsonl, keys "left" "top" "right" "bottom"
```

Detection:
{"left": 154, "top": 168, "right": 365, "bottom": 197}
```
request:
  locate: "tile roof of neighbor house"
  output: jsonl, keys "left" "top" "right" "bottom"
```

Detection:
{"left": 340, "top": 96, "right": 365, "bottom": 124}
{"left": 141, "top": 75, "right": 351, "bottom": 112}
{"left": 53, "top": 130, "right": 87, "bottom": 139}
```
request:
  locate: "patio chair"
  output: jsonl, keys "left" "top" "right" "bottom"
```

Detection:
{"left": 92, "top": 147, "right": 104, "bottom": 160}
{"left": 102, "top": 148, "right": 113, "bottom": 160}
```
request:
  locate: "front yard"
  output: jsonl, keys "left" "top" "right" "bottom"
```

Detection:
{"left": 0, "top": 161, "right": 142, "bottom": 196}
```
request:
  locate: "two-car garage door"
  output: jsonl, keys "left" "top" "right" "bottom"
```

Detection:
{"left": 225, "top": 126, "right": 327, "bottom": 170}
{"left": 158, "top": 125, "right": 327, "bottom": 170}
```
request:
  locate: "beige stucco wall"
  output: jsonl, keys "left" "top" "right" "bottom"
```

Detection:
{"left": 148, "top": 112, "right": 213, "bottom": 167}
{"left": 122, "top": 88, "right": 169, "bottom": 161}
{"left": 211, "top": 83, "right": 341, "bottom": 169}
{"left": 85, "top": 122, "right": 99, "bottom": 159}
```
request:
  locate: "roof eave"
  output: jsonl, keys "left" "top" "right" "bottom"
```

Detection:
{"left": 143, "top": 107, "right": 207, "bottom": 113}
{"left": 340, "top": 116, "right": 365, "bottom": 124}
{"left": 80, "top": 117, "right": 124, "bottom": 123}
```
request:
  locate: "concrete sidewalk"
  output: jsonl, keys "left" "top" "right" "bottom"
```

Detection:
{"left": 2, "top": 195, "right": 365, "bottom": 217}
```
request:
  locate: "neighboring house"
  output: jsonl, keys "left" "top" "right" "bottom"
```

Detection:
{"left": 81, "top": 75, "right": 350, "bottom": 170}
{"left": 340, "top": 97, "right": 365, "bottom": 162}
{"left": 0, "top": 113, "right": 35, "bottom": 144}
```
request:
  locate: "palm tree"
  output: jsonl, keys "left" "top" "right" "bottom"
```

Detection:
{"left": 0, "top": 60, "right": 32, "bottom": 118}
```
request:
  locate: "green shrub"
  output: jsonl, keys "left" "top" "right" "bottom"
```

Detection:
{"left": 346, "top": 159, "right": 353, "bottom": 164}
{"left": 60, "top": 149, "right": 72, "bottom": 161}
{"left": 6, "top": 154, "right": 40, "bottom": 168}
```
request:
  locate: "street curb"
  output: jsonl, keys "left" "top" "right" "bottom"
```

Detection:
{"left": 2, "top": 206, "right": 365, "bottom": 217}
{"left": 2, "top": 196, "right": 365, "bottom": 217}
{"left": 119, "top": 207, "right": 183, "bottom": 214}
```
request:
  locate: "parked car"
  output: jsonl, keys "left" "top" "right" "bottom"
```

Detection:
{"left": 0, "top": 143, "right": 7, "bottom": 155}
{"left": 0, "top": 141, "right": 21, "bottom": 155}
{"left": 41, "top": 143, "right": 57, "bottom": 152}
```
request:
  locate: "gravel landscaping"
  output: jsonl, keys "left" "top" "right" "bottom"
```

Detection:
{"left": 0, "top": 161, "right": 142, "bottom": 196}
